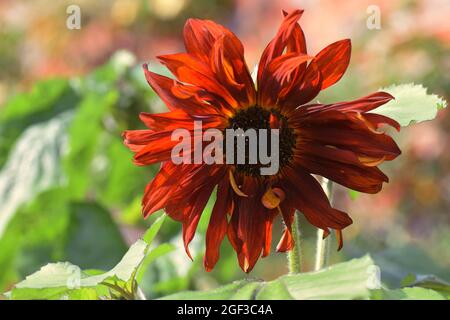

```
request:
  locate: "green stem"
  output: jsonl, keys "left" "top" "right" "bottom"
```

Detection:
{"left": 287, "top": 212, "right": 302, "bottom": 274}
{"left": 314, "top": 178, "right": 334, "bottom": 271}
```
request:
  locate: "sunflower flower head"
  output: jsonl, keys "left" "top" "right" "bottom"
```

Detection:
{"left": 123, "top": 9, "right": 401, "bottom": 273}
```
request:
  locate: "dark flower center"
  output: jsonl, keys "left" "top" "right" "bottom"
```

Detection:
{"left": 225, "top": 106, "right": 296, "bottom": 176}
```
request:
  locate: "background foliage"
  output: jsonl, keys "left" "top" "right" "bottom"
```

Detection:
{"left": 0, "top": 0, "right": 449, "bottom": 299}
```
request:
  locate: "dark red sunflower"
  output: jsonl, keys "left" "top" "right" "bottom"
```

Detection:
{"left": 123, "top": 9, "right": 401, "bottom": 272}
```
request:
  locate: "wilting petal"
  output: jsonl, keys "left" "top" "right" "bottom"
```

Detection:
{"left": 210, "top": 35, "right": 256, "bottom": 107}
{"left": 294, "top": 110, "right": 401, "bottom": 161}
{"left": 184, "top": 18, "right": 243, "bottom": 63}
{"left": 283, "top": 167, "right": 353, "bottom": 233}
{"left": 235, "top": 178, "right": 272, "bottom": 272}
{"left": 315, "top": 39, "right": 351, "bottom": 90}
{"left": 296, "top": 152, "right": 389, "bottom": 193}
{"left": 276, "top": 201, "right": 295, "bottom": 252}
{"left": 204, "top": 176, "right": 233, "bottom": 271}
{"left": 302, "top": 92, "right": 395, "bottom": 115}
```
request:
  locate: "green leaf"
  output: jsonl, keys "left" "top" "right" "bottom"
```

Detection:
{"left": 376, "top": 83, "right": 447, "bottom": 126}
{"left": 0, "top": 79, "right": 70, "bottom": 122}
{"left": 372, "top": 287, "right": 446, "bottom": 300}
{"left": 159, "top": 280, "right": 262, "bottom": 300}
{"left": 401, "top": 274, "right": 450, "bottom": 298}
{"left": 142, "top": 214, "right": 166, "bottom": 246}
{"left": 136, "top": 243, "right": 176, "bottom": 284}
{"left": 159, "top": 255, "right": 375, "bottom": 300}
{"left": 0, "top": 111, "right": 72, "bottom": 239}
{"left": 64, "top": 202, "right": 127, "bottom": 270}
{"left": 63, "top": 91, "right": 118, "bottom": 198}
{"left": 256, "top": 255, "right": 374, "bottom": 300}
{"left": 8, "top": 240, "right": 148, "bottom": 300}
{"left": 7, "top": 212, "right": 172, "bottom": 300}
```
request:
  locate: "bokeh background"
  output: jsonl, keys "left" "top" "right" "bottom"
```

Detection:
{"left": 0, "top": 0, "right": 449, "bottom": 298}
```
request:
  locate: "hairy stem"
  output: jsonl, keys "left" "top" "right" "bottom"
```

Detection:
{"left": 314, "top": 178, "right": 334, "bottom": 271}
{"left": 287, "top": 212, "right": 302, "bottom": 274}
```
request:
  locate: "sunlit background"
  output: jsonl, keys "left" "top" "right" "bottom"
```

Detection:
{"left": 0, "top": 0, "right": 449, "bottom": 297}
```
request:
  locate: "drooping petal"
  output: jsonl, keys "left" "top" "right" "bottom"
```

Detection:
{"left": 165, "top": 165, "right": 226, "bottom": 259}
{"left": 282, "top": 166, "right": 353, "bottom": 234}
{"left": 295, "top": 110, "right": 401, "bottom": 161}
{"left": 300, "top": 92, "right": 394, "bottom": 115}
{"left": 204, "top": 176, "right": 233, "bottom": 271}
{"left": 276, "top": 201, "right": 295, "bottom": 252}
{"left": 314, "top": 39, "right": 351, "bottom": 90}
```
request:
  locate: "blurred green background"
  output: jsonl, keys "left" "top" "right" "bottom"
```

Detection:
{"left": 0, "top": 0, "right": 449, "bottom": 298}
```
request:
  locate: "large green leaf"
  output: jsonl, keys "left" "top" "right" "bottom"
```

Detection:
{"left": 372, "top": 287, "right": 446, "bottom": 300}
{"left": 159, "top": 280, "right": 263, "bottom": 300}
{"left": 375, "top": 83, "right": 447, "bottom": 126}
{"left": 256, "top": 255, "right": 374, "bottom": 300}
{"left": 161, "top": 255, "right": 375, "bottom": 300}
{"left": 0, "top": 111, "right": 72, "bottom": 239}
{"left": 7, "top": 214, "right": 171, "bottom": 300}
{"left": 8, "top": 240, "right": 147, "bottom": 300}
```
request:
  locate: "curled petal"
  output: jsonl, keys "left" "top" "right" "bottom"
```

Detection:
{"left": 211, "top": 35, "right": 256, "bottom": 107}
{"left": 259, "top": 53, "right": 312, "bottom": 106}
{"left": 184, "top": 18, "right": 243, "bottom": 63}
{"left": 258, "top": 9, "right": 304, "bottom": 87}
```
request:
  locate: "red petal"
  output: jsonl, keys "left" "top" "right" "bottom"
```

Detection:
{"left": 143, "top": 64, "right": 221, "bottom": 115}
{"left": 282, "top": 10, "right": 307, "bottom": 55}
{"left": 157, "top": 53, "right": 237, "bottom": 111}
{"left": 315, "top": 39, "right": 351, "bottom": 90}
{"left": 210, "top": 35, "right": 256, "bottom": 107}
{"left": 139, "top": 109, "right": 224, "bottom": 131}
{"left": 184, "top": 19, "right": 243, "bottom": 63}
{"left": 303, "top": 92, "right": 394, "bottom": 115}
{"left": 259, "top": 53, "right": 312, "bottom": 107}
{"left": 257, "top": 9, "right": 304, "bottom": 87}
{"left": 142, "top": 162, "right": 181, "bottom": 218}
{"left": 204, "top": 176, "right": 233, "bottom": 271}
{"left": 283, "top": 167, "right": 353, "bottom": 233}
{"left": 281, "top": 60, "right": 323, "bottom": 109}
{"left": 276, "top": 203, "right": 295, "bottom": 252}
